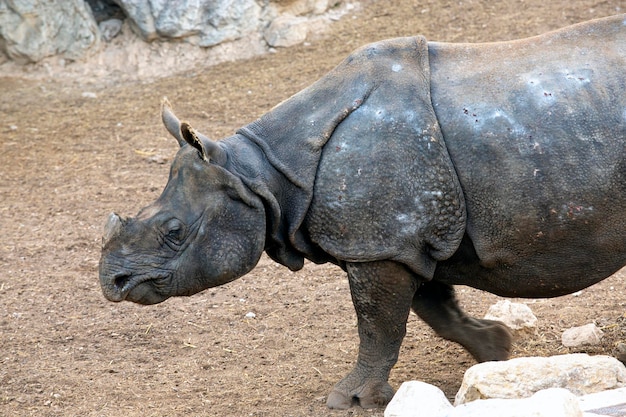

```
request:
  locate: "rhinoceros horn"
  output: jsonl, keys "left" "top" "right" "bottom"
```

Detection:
{"left": 161, "top": 97, "right": 227, "bottom": 165}
{"left": 102, "top": 212, "right": 123, "bottom": 248}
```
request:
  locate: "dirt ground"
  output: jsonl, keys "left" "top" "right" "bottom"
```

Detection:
{"left": 1, "top": 1, "right": 625, "bottom": 416}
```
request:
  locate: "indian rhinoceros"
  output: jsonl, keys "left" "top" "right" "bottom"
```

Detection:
{"left": 99, "top": 15, "right": 626, "bottom": 409}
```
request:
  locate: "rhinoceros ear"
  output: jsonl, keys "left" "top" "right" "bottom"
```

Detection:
{"left": 180, "top": 122, "right": 227, "bottom": 165}
{"left": 161, "top": 97, "right": 227, "bottom": 165}
{"left": 161, "top": 97, "right": 185, "bottom": 147}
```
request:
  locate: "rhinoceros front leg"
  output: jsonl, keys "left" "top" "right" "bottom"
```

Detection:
{"left": 412, "top": 281, "right": 512, "bottom": 362}
{"left": 327, "top": 261, "right": 418, "bottom": 409}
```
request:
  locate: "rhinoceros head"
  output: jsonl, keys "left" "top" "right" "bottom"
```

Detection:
{"left": 99, "top": 99, "right": 266, "bottom": 304}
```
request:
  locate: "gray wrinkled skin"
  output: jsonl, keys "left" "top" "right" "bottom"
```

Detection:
{"left": 100, "top": 15, "right": 626, "bottom": 409}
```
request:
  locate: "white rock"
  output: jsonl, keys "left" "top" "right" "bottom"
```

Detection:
{"left": 562, "top": 324, "right": 604, "bottom": 348}
{"left": 244, "top": 311, "right": 256, "bottom": 319}
{"left": 387, "top": 384, "right": 626, "bottom": 417}
{"left": 99, "top": 18, "right": 123, "bottom": 42}
{"left": 455, "top": 354, "right": 626, "bottom": 405}
{"left": 578, "top": 387, "right": 626, "bottom": 414}
{"left": 264, "top": 14, "right": 309, "bottom": 48}
{"left": 450, "top": 388, "right": 582, "bottom": 417}
{"left": 484, "top": 300, "right": 538, "bottom": 331}
{"left": 384, "top": 381, "right": 452, "bottom": 417}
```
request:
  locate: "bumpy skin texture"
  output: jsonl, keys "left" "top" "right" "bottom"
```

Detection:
{"left": 100, "top": 15, "right": 626, "bottom": 409}
{"left": 237, "top": 36, "right": 465, "bottom": 276}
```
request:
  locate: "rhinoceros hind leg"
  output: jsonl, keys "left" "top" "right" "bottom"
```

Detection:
{"left": 327, "top": 261, "right": 418, "bottom": 409}
{"left": 412, "top": 281, "right": 512, "bottom": 362}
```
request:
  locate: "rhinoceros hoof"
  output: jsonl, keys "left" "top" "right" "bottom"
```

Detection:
{"left": 468, "top": 319, "right": 513, "bottom": 363}
{"left": 326, "top": 379, "right": 395, "bottom": 409}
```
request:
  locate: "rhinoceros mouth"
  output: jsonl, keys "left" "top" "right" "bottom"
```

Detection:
{"left": 100, "top": 265, "right": 171, "bottom": 304}
{"left": 124, "top": 280, "right": 170, "bottom": 305}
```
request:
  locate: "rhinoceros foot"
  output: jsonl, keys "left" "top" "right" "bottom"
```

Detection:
{"left": 326, "top": 374, "right": 394, "bottom": 409}
{"left": 464, "top": 319, "right": 513, "bottom": 362}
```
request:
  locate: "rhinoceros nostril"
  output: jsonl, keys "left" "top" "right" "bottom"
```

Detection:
{"left": 113, "top": 272, "right": 132, "bottom": 290}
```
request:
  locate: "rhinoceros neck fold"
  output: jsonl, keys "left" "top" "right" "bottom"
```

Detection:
{"left": 219, "top": 131, "right": 306, "bottom": 271}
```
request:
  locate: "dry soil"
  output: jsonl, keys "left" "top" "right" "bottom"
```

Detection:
{"left": 1, "top": 1, "right": 625, "bottom": 416}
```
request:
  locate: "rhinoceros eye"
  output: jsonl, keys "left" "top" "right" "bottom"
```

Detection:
{"left": 164, "top": 219, "right": 184, "bottom": 242}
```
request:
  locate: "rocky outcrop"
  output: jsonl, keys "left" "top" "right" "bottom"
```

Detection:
{"left": 113, "top": 0, "right": 263, "bottom": 46}
{"left": 0, "top": 0, "right": 350, "bottom": 65}
{"left": 0, "top": 0, "right": 99, "bottom": 64}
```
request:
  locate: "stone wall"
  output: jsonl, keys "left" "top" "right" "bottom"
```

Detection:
{"left": 0, "top": 0, "right": 347, "bottom": 65}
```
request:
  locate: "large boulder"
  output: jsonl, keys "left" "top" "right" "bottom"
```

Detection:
{"left": 112, "top": 0, "right": 345, "bottom": 47}
{"left": 455, "top": 354, "right": 626, "bottom": 405}
{"left": 112, "top": 0, "right": 263, "bottom": 46}
{"left": 0, "top": 0, "right": 349, "bottom": 66}
{"left": 0, "top": 0, "right": 99, "bottom": 64}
